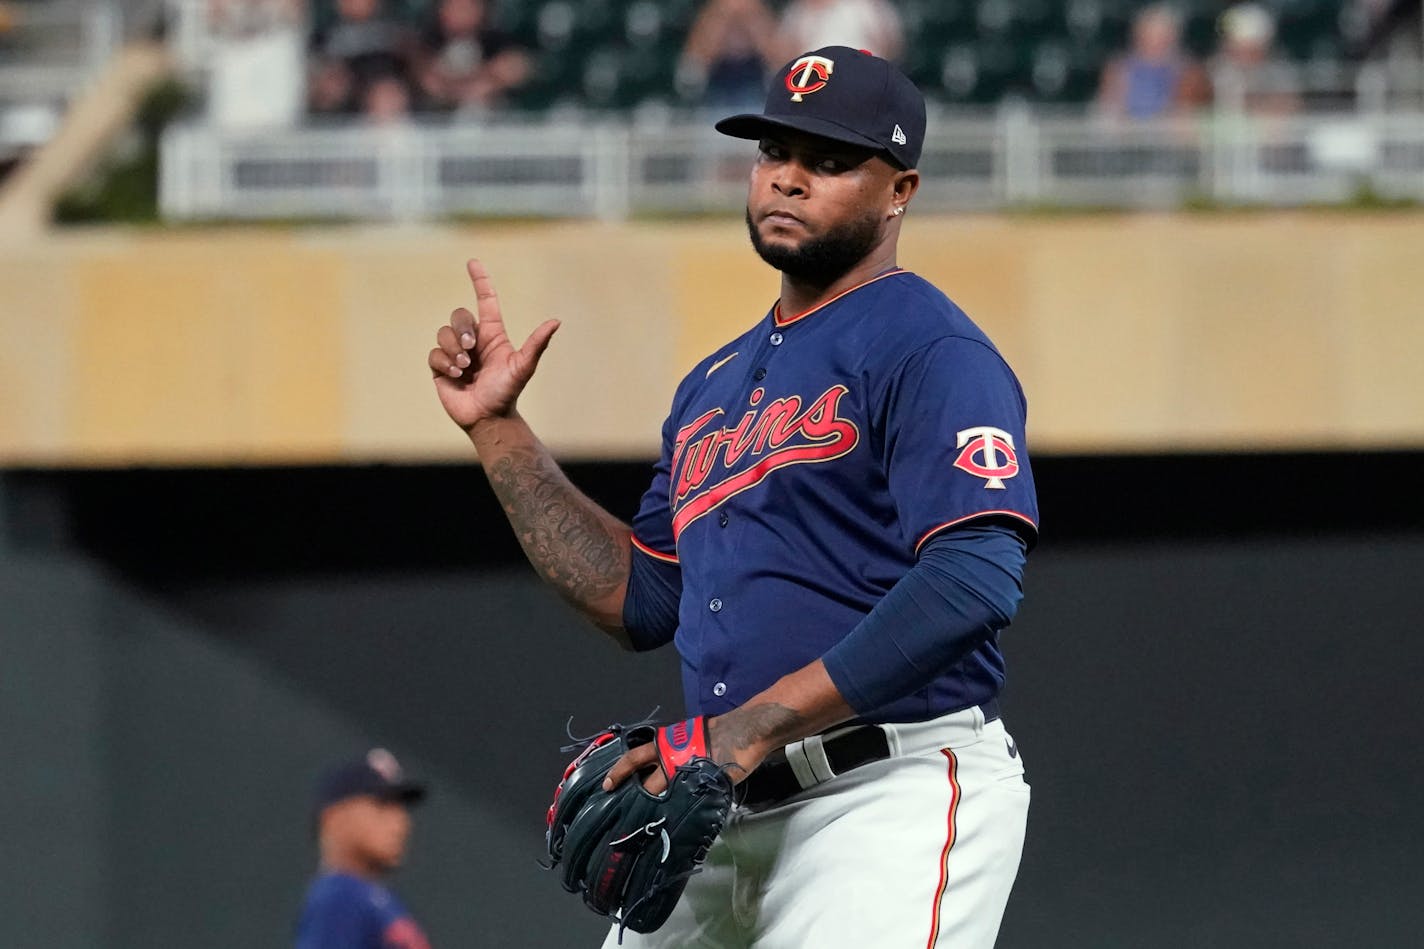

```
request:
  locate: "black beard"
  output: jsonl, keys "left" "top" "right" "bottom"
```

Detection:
{"left": 745, "top": 207, "right": 882, "bottom": 287}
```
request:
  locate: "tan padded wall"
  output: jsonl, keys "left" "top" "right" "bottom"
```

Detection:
{"left": 2, "top": 213, "right": 1420, "bottom": 464}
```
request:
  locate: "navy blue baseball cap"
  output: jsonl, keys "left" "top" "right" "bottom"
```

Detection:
{"left": 313, "top": 748, "right": 427, "bottom": 813}
{"left": 716, "top": 46, "right": 927, "bottom": 170}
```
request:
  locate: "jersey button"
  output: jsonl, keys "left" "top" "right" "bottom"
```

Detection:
{"left": 753, "top": 368, "right": 766, "bottom": 381}
{"left": 718, "top": 511, "right": 729, "bottom": 527}
{"left": 708, "top": 598, "right": 723, "bottom": 612}
{"left": 769, "top": 332, "right": 783, "bottom": 346}
{"left": 713, "top": 682, "right": 727, "bottom": 697}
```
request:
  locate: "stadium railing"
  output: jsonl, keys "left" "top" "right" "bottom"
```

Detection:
{"left": 0, "top": 0, "right": 122, "bottom": 162}
{"left": 158, "top": 108, "right": 1424, "bottom": 221}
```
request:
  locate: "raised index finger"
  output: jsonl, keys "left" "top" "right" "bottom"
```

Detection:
{"left": 466, "top": 258, "right": 504, "bottom": 330}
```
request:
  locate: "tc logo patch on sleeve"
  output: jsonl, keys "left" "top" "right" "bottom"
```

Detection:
{"left": 953, "top": 426, "right": 1020, "bottom": 489}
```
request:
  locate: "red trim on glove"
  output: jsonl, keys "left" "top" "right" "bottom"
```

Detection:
{"left": 547, "top": 731, "right": 619, "bottom": 828}
{"left": 656, "top": 716, "right": 709, "bottom": 774}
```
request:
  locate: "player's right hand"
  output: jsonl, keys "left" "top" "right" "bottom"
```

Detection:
{"left": 429, "top": 258, "right": 560, "bottom": 433}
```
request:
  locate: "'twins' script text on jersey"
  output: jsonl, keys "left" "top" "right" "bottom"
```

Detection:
{"left": 670, "top": 385, "right": 859, "bottom": 538}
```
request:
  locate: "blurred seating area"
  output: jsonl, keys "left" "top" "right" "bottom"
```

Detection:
{"left": 9, "top": 0, "right": 1418, "bottom": 220}
{"left": 163, "top": 0, "right": 1424, "bottom": 122}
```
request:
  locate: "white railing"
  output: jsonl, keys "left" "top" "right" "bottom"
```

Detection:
{"left": 0, "top": 0, "right": 120, "bottom": 101}
{"left": 0, "top": 0, "right": 121, "bottom": 159}
{"left": 159, "top": 109, "right": 1424, "bottom": 221}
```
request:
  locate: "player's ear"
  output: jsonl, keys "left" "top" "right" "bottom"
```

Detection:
{"left": 887, "top": 169, "right": 919, "bottom": 219}
{"left": 893, "top": 169, "right": 920, "bottom": 205}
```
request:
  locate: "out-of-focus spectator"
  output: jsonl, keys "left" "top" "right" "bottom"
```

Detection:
{"left": 1356, "top": 0, "right": 1421, "bottom": 62}
{"left": 777, "top": 0, "right": 904, "bottom": 64}
{"left": 309, "top": 0, "right": 422, "bottom": 122}
{"left": 208, "top": 0, "right": 307, "bottom": 129}
{"left": 1210, "top": 3, "right": 1301, "bottom": 116}
{"left": 415, "top": 0, "right": 531, "bottom": 114}
{"left": 309, "top": 55, "right": 358, "bottom": 116}
{"left": 1096, "top": 4, "right": 1209, "bottom": 120}
{"left": 680, "top": 0, "right": 780, "bottom": 112}
{"left": 364, "top": 68, "right": 414, "bottom": 123}
{"left": 310, "top": 0, "right": 416, "bottom": 88}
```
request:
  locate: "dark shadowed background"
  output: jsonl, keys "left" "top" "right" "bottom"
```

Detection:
{"left": 2, "top": 453, "right": 1421, "bottom": 948}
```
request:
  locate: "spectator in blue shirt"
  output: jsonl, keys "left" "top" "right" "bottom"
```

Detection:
{"left": 1097, "top": 4, "right": 1209, "bottom": 120}
{"left": 680, "top": 0, "right": 781, "bottom": 112}
{"left": 296, "top": 749, "right": 431, "bottom": 949}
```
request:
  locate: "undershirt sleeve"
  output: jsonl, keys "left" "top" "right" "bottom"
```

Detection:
{"left": 622, "top": 544, "right": 682, "bottom": 651}
{"left": 820, "top": 523, "right": 1027, "bottom": 715}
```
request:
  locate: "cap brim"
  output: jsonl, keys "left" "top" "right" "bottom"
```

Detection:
{"left": 715, "top": 113, "right": 885, "bottom": 154}
{"left": 378, "top": 782, "right": 427, "bottom": 806}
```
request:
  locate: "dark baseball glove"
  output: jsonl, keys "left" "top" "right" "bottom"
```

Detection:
{"left": 545, "top": 716, "right": 734, "bottom": 938}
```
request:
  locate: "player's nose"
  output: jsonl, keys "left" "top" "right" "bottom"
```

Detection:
{"left": 770, "top": 162, "right": 809, "bottom": 197}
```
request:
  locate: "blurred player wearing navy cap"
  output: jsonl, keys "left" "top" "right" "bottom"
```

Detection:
{"left": 431, "top": 46, "right": 1036, "bottom": 948}
{"left": 295, "top": 749, "right": 432, "bottom": 949}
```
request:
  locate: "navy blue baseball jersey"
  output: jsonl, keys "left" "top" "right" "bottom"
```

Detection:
{"left": 296, "top": 872, "right": 430, "bottom": 949}
{"left": 629, "top": 269, "right": 1038, "bottom": 724}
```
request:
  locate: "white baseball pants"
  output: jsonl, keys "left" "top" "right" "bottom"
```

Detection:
{"left": 602, "top": 705, "right": 1030, "bottom": 948}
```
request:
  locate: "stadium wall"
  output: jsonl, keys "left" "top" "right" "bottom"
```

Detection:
{"left": 3, "top": 212, "right": 1423, "bottom": 465}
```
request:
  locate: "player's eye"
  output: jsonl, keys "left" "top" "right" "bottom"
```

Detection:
{"left": 816, "top": 158, "right": 846, "bottom": 173}
{"left": 758, "top": 141, "right": 786, "bottom": 160}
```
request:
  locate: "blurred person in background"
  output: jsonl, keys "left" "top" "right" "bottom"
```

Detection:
{"left": 1096, "top": 4, "right": 1209, "bottom": 120}
{"left": 680, "top": 0, "right": 781, "bottom": 112}
{"left": 296, "top": 749, "right": 431, "bottom": 949}
{"left": 309, "top": 54, "right": 359, "bottom": 116}
{"left": 1357, "top": 0, "right": 1422, "bottom": 61}
{"left": 310, "top": 0, "right": 417, "bottom": 94}
{"left": 1209, "top": 3, "right": 1301, "bottom": 116}
{"left": 777, "top": 0, "right": 904, "bottom": 64}
{"left": 309, "top": 58, "right": 416, "bottom": 122}
{"left": 207, "top": 0, "right": 307, "bottom": 129}
{"left": 414, "top": 0, "right": 531, "bottom": 114}
{"left": 363, "top": 67, "right": 415, "bottom": 123}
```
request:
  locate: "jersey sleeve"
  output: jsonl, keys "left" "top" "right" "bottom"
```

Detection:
{"left": 878, "top": 336, "right": 1039, "bottom": 552}
{"left": 629, "top": 406, "right": 681, "bottom": 566}
{"left": 624, "top": 406, "right": 683, "bottom": 651}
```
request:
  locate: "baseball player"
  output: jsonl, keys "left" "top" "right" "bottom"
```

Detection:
{"left": 296, "top": 749, "right": 432, "bottom": 949}
{"left": 429, "top": 46, "right": 1037, "bottom": 948}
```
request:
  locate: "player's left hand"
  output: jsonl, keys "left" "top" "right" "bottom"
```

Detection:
{"left": 602, "top": 714, "right": 767, "bottom": 795}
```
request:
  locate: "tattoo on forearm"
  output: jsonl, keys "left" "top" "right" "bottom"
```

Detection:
{"left": 714, "top": 703, "right": 807, "bottom": 761}
{"left": 486, "top": 448, "right": 630, "bottom": 608}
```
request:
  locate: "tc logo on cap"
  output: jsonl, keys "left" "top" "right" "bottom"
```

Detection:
{"left": 786, "top": 54, "right": 835, "bottom": 102}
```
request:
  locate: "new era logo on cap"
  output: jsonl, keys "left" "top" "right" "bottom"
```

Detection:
{"left": 714, "top": 46, "right": 927, "bottom": 170}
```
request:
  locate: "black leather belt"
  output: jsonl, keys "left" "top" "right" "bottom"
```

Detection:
{"left": 738, "top": 699, "right": 1000, "bottom": 810}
